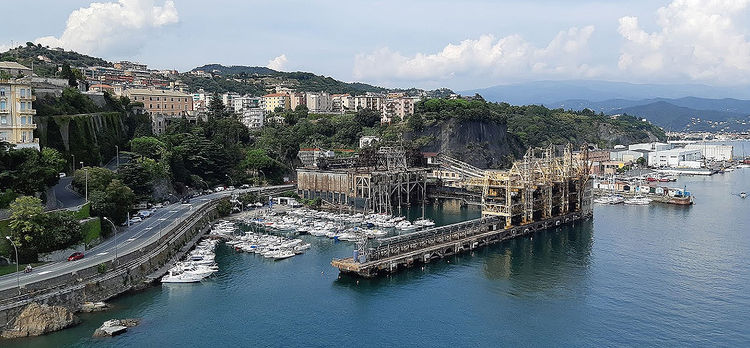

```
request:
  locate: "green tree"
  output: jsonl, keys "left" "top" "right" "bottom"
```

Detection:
{"left": 130, "top": 136, "right": 166, "bottom": 159}
{"left": 208, "top": 92, "right": 227, "bottom": 119}
{"left": 354, "top": 108, "right": 381, "bottom": 127}
{"left": 61, "top": 63, "right": 78, "bottom": 87}
{"left": 216, "top": 199, "right": 232, "bottom": 216}
{"left": 90, "top": 179, "right": 135, "bottom": 224}
{"left": 117, "top": 162, "right": 153, "bottom": 200}
{"left": 73, "top": 167, "right": 115, "bottom": 193}
{"left": 407, "top": 114, "right": 424, "bottom": 131}
{"left": 7, "top": 196, "right": 44, "bottom": 262}
{"left": 105, "top": 179, "right": 135, "bottom": 224}
{"left": 33, "top": 211, "right": 83, "bottom": 253}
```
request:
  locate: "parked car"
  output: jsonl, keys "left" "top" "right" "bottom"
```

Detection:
{"left": 137, "top": 210, "right": 152, "bottom": 218}
{"left": 129, "top": 216, "right": 143, "bottom": 224}
{"left": 214, "top": 186, "right": 225, "bottom": 192}
{"left": 58, "top": 172, "right": 66, "bottom": 178}
{"left": 67, "top": 252, "right": 84, "bottom": 261}
{"left": 240, "top": 184, "right": 251, "bottom": 189}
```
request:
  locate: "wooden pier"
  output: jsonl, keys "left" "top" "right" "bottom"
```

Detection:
{"left": 332, "top": 211, "right": 591, "bottom": 278}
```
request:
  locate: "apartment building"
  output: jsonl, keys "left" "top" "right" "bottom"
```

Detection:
{"left": 232, "top": 95, "right": 264, "bottom": 113}
{"left": 289, "top": 92, "right": 306, "bottom": 111}
{"left": 125, "top": 88, "right": 193, "bottom": 116}
{"left": 331, "top": 94, "right": 353, "bottom": 114}
{"left": 381, "top": 95, "right": 417, "bottom": 123}
{"left": 240, "top": 109, "right": 265, "bottom": 129}
{"left": 306, "top": 92, "right": 332, "bottom": 113}
{"left": 0, "top": 62, "right": 38, "bottom": 149}
{"left": 354, "top": 94, "right": 384, "bottom": 112}
{"left": 263, "top": 93, "right": 291, "bottom": 112}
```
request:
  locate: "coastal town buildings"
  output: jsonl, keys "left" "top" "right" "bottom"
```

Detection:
{"left": 0, "top": 62, "right": 38, "bottom": 149}
{"left": 263, "top": 93, "right": 291, "bottom": 112}
{"left": 125, "top": 88, "right": 193, "bottom": 117}
{"left": 125, "top": 88, "right": 193, "bottom": 134}
{"left": 306, "top": 92, "right": 332, "bottom": 113}
{"left": 240, "top": 109, "right": 265, "bottom": 129}
{"left": 381, "top": 93, "right": 418, "bottom": 123}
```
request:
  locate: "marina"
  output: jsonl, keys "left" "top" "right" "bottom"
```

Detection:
{"left": 3, "top": 168, "right": 749, "bottom": 348}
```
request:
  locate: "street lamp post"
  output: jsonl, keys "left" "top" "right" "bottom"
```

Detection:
{"left": 115, "top": 145, "right": 120, "bottom": 172}
{"left": 225, "top": 174, "right": 234, "bottom": 187}
{"left": 5, "top": 236, "right": 20, "bottom": 295}
{"left": 71, "top": 154, "right": 75, "bottom": 173}
{"left": 84, "top": 167, "right": 89, "bottom": 202}
{"left": 103, "top": 217, "right": 119, "bottom": 266}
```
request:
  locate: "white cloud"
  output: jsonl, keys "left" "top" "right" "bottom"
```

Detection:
{"left": 618, "top": 0, "right": 750, "bottom": 83}
{"left": 267, "top": 54, "right": 288, "bottom": 71}
{"left": 353, "top": 26, "right": 599, "bottom": 83}
{"left": 35, "top": 0, "right": 178, "bottom": 57}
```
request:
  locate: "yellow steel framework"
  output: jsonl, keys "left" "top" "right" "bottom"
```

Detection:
{"left": 466, "top": 144, "right": 592, "bottom": 227}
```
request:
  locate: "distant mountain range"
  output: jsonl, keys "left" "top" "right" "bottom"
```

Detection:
{"left": 461, "top": 81, "right": 750, "bottom": 132}
{"left": 460, "top": 80, "right": 750, "bottom": 105}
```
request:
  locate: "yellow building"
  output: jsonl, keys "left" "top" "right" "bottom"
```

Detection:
{"left": 262, "top": 93, "right": 290, "bottom": 112}
{"left": 0, "top": 62, "right": 38, "bottom": 149}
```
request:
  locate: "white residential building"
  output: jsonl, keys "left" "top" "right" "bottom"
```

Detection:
{"left": 232, "top": 95, "right": 264, "bottom": 113}
{"left": 331, "top": 94, "right": 354, "bottom": 114}
{"left": 306, "top": 92, "right": 332, "bottom": 113}
{"left": 647, "top": 148, "right": 702, "bottom": 167}
{"left": 240, "top": 109, "right": 265, "bottom": 129}
{"left": 684, "top": 144, "right": 733, "bottom": 161}
{"left": 354, "top": 94, "right": 384, "bottom": 112}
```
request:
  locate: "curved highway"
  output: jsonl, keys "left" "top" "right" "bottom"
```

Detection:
{"left": 0, "top": 185, "right": 293, "bottom": 293}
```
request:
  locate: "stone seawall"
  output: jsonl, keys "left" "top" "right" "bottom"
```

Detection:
{"left": 0, "top": 199, "right": 222, "bottom": 332}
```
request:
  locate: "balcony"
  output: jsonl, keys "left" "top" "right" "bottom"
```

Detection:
{"left": 19, "top": 109, "right": 37, "bottom": 115}
{"left": 19, "top": 95, "right": 36, "bottom": 101}
{"left": 0, "top": 109, "right": 9, "bottom": 114}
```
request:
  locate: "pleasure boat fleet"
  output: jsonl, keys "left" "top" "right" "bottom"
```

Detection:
{"left": 228, "top": 231, "right": 310, "bottom": 260}
{"left": 243, "top": 208, "right": 436, "bottom": 242}
{"left": 162, "top": 228, "right": 225, "bottom": 283}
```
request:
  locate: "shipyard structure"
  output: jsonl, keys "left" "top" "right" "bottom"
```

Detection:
{"left": 296, "top": 144, "right": 594, "bottom": 277}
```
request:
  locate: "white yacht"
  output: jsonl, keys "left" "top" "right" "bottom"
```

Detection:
{"left": 161, "top": 270, "right": 204, "bottom": 283}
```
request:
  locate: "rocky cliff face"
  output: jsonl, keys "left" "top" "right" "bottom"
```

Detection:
{"left": 406, "top": 119, "right": 524, "bottom": 169}
{"left": 1, "top": 303, "right": 79, "bottom": 338}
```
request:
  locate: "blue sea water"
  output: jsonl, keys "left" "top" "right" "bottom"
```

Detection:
{"left": 4, "top": 168, "right": 749, "bottom": 347}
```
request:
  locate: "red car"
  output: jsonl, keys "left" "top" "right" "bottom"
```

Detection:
{"left": 67, "top": 252, "right": 84, "bottom": 261}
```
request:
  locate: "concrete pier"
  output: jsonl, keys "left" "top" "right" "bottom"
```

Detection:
{"left": 332, "top": 212, "right": 590, "bottom": 278}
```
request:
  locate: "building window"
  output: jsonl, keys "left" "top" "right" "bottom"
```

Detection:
{"left": 0, "top": 100, "right": 5, "bottom": 110}
{"left": 20, "top": 116, "right": 26, "bottom": 125}
{"left": 1, "top": 116, "right": 6, "bottom": 125}
{"left": 0, "top": 87, "right": 5, "bottom": 97}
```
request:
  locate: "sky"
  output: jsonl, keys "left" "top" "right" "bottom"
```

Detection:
{"left": 2, "top": 0, "right": 750, "bottom": 91}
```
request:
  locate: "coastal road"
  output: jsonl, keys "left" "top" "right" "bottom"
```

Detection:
{"left": 52, "top": 177, "right": 86, "bottom": 210}
{"left": 0, "top": 185, "right": 293, "bottom": 293}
